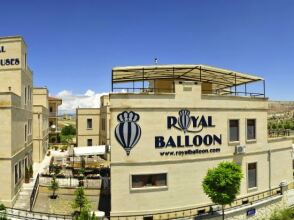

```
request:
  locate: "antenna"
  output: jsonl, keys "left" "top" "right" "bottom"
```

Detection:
{"left": 154, "top": 58, "right": 158, "bottom": 65}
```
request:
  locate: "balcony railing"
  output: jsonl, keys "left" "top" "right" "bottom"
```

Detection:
{"left": 49, "top": 112, "right": 58, "bottom": 117}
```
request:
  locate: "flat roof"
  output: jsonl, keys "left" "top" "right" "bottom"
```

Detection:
{"left": 112, "top": 64, "right": 263, "bottom": 90}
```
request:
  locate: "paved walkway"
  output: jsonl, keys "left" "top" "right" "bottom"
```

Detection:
{"left": 13, "top": 153, "right": 53, "bottom": 210}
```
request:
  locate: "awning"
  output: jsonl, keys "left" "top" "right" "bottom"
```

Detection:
{"left": 112, "top": 64, "right": 264, "bottom": 91}
{"left": 71, "top": 146, "right": 106, "bottom": 156}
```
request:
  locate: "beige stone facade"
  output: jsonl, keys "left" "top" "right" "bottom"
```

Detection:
{"left": 32, "top": 88, "right": 49, "bottom": 162}
{"left": 76, "top": 108, "right": 100, "bottom": 146}
{"left": 48, "top": 96, "right": 62, "bottom": 143}
{"left": 106, "top": 65, "right": 293, "bottom": 217}
{"left": 0, "top": 36, "right": 33, "bottom": 206}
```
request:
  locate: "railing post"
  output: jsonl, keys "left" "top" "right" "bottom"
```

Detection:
{"left": 234, "top": 73, "right": 237, "bottom": 96}
{"left": 263, "top": 80, "right": 266, "bottom": 98}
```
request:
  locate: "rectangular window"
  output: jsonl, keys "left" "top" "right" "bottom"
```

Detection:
{"left": 25, "top": 124, "right": 27, "bottom": 142}
{"left": 18, "top": 161, "right": 22, "bottom": 179}
{"left": 14, "top": 164, "right": 18, "bottom": 185}
{"left": 248, "top": 163, "right": 257, "bottom": 188}
{"left": 102, "top": 118, "right": 106, "bottom": 131}
{"left": 87, "top": 139, "right": 93, "bottom": 146}
{"left": 229, "top": 120, "right": 239, "bottom": 142}
{"left": 247, "top": 119, "right": 256, "bottom": 140}
{"left": 87, "top": 119, "right": 92, "bottom": 129}
{"left": 131, "top": 173, "right": 167, "bottom": 189}
{"left": 49, "top": 107, "right": 53, "bottom": 113}
{"left": 24, "top": 87, "right": 27, "bottom": 105}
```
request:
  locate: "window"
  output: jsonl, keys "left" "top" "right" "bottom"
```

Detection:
{"left": 28, "top": 119, "right": 32, "bottom": 134}
{"left": 24, "top": 87, "right": 27, "bottom": 105}
{"left": 25, "top": 53, "right": 27, "bottom": 69}
{"left": 102, "top": 118, "right": 106, "bottom": 131}
{"left": 87, "top": 139, "right": 93, "bottom": 146}
{"left": 87, "top": 119, "right": 92, "bottom": 129}
{"left": 131, "top": 173, "right": 167, "bottom": 189}
{"left": 18, "top": 161, "right": 22, "bottom": 179}
{"left": 248, "top": 163, "right": 257, "bottom": 188}
{"left": 229, "top": 120, "right": 239, "bottom": 142}
{"left": 14, "top": 164, "right": 18, "bottom": 185}
{"left": 49, "top": 107, "right": 53, "bottom": 113}
{"left": 25, "top": 124, "right": 27, "bottom": 142}
{"left": 247, "top": 119, "right": 256, "bottom": 140}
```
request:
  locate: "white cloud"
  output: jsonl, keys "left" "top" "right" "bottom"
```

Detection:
{"left": 53, "top": 89, "right": 108, "bottom": 114}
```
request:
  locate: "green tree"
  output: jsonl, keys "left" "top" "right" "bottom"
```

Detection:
{"left": 49, "top": 176, "right": 59, "bottom": 199}
{"left": 72, "top": 187, "right": 91, "bottom": 213}
{"left": 202, "top": 162, "right": 243, "bottom": 220}
{"left": 75, "top": 210, "right": 98, "bottom": 220}
{"left": 61, "top": 125, "right": 76, "bottom": 136}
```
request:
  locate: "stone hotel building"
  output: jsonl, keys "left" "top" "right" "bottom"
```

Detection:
{"left": 77, "top": 65, "right": 293, "bottom": 218}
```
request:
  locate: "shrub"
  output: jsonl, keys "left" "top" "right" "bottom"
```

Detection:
{"left": 49, "top": 176, "right": 59, "bottom": 199}
{"left": 72, "top": 187, "right": 90, "bottom": 213}
{"left": 0, "top": 204, "right": 5, "bottom": 211}
{"left": 268, "top": 208, "right": 294, "bottom": 220}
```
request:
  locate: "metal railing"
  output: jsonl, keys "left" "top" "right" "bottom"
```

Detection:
{"left": 1, "top": 207, "right": 72, "bottom": 220}
{"left": 109, "top": 186, "right": 282, "bottom": 220}
{"left": 112, "top": 87, "right": 175, "bottom": 94}
{"left": 39, "top": 176, "right": 101, "bottom": 189}
{"left": 30, "top": 174, "right": 40, "bottom": 211}
{"left": 268, "top": 129, "right": 291, "bottom": 138}
{"left": 112, "top": 88, "right": 265, "bottom": 98}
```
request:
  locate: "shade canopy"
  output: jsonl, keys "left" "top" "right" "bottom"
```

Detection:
{"left": 71, "top": 146, "right": 106, "bottom": 156}
{"left": 112, "top": 64, "right": 263, "bottom": 91}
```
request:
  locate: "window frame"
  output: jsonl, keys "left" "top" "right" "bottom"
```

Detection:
{"left": 247, "top": 162, "right": 258, "bottom": 190}
{"left": 130, "top": 172, "right": 168, "bottom": 192}
{"left": 87, "top": 138, "right": 93, "bottom": 146}
{"left": 24, "top": 124, "right": 27, "bottom": 143}
{"left": 14, "top": 163, "right": 18, "bottom": 185}
{"left": 228, "top": 119, "right": 240, "bottom": 143}
{"left": 87, "top": 118, "right": 93, "bottom": 129}
{"left": 101, "top": 118, "right": 106, "bottom": 131}
{"left": 246, "top": 118, "right": 256, "bottom": 142}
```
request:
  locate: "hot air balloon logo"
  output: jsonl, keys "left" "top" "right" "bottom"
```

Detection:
{"left": 115, "top": 111, "right": 141, "bottom": 155}
{"left": 178, "top": 109, "right": 191, "bottom": 133}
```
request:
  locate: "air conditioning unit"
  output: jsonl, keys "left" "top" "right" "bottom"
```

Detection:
{"left": 235, "top": 145, "right": 246, "bottom": 154}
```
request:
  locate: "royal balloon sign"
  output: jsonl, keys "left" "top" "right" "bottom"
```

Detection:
{"left": 115, "top": 109, "right": 221, "bottom": 156}
{"left": 155, "top": 109, "right": 222, "bottom": 155}
{"left": 115, "top": 111, "right": 141, "bottom": 155}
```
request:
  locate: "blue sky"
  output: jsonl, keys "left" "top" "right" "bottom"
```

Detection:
{"left": 1, "top": 0, "right": 294, "bottom": 107}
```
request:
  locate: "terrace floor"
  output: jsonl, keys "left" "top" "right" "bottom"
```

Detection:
{"left": 33, "top": 186, "right": 100, "bottom": 215}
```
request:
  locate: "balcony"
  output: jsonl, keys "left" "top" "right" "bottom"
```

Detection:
{"left": 49, "top": 112, "right": 58, "bottom": 117}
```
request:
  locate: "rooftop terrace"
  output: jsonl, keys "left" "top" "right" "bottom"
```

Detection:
{"left": 112, "top": 64, "right": 266, "bottom": 97}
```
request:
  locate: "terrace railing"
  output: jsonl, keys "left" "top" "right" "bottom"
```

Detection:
{"left": 39, "top": 176, "right": 101, "bottom": 189}
{"left": 109, "top": 186, "right": 282, "bottom": 220}
{"left": 30, "top": 173, "right": 40, "bottom": 211}
{"left": 268, "top": 129, "right": 291, "bottom": 138}
{"left": 2, "top": 207, "right": 72, "bottom": 220}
